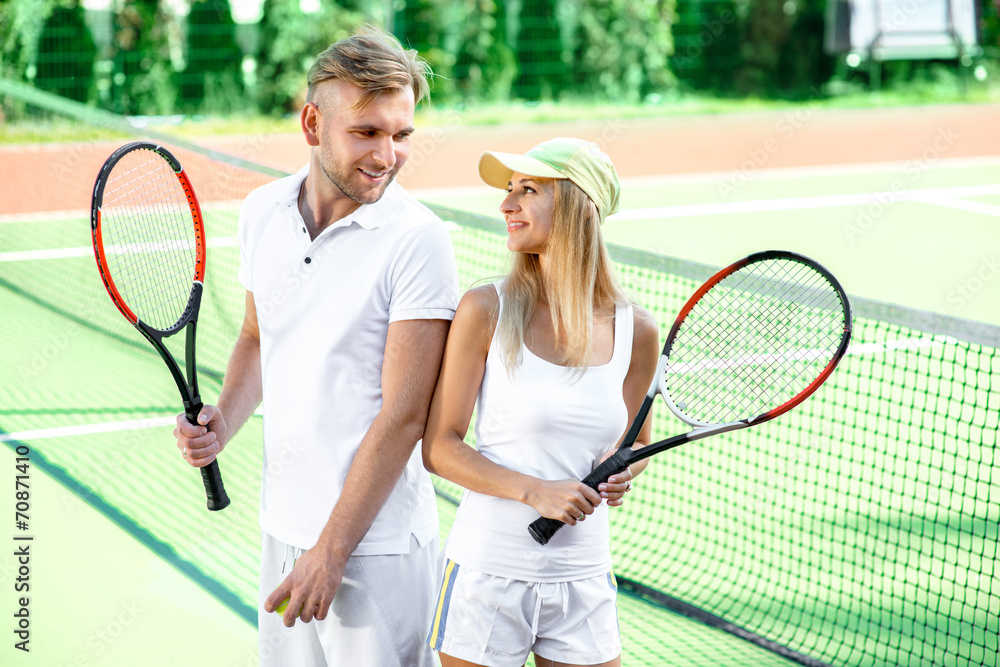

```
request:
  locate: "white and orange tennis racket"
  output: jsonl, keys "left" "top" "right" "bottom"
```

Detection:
{"left": 91, "top": 141, "right": 229, "bottom": 511}
{"left": 528, "top": 250, "right": 851, "bottom": 544}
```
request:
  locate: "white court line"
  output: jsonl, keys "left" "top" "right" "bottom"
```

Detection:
{"left": 0, "top": 335, "right": 950, "bottom": 444}
{"left": 608, "top": 183, "right": 1000, "bottom": 221}
{"left": 667, "top": 348, "right": 831, "bottom": 373}
{"left": 104, "top": 240, "right": 197, "bottom": 254}
{"left": 4, "top": 182, "right": 998, "bottom": 263}
{"left": 1, "top": 407, "right": 265, "bottom": 443}
{"left": 408, "top": 155, "right": 1000, "bottom": 200}
{"left": 7, "top": 180, "right": 998, "bottom": 263}
{"left": 0, "top": 209, "right": 92, "bottom": 224}
{"left": 414, "top": 182, "right": 1000, "bottom": 222}
{"left": 0, "top": 199, "right": 247, "bottom": 224}
{"left": 666, "top": 335, "right": 950, "bottom": 374}
{"left": 615, "top": 154, "right": 1000, "bottom": 187}
{"left": 0, "top": 236, "right": 237, "bottom": 262}
{"left": 916, "top": 197, "right": 1000, "bottom": 219}
{"left": 5, "top": 157, "right": 999, "bottom": 224}
{"left": 0, "top": 247, "right": 93, "bottom": 262}
{"left": 0, "top": 417, "right": 176, "bottom": 442}
{"left": 846, "top": 336, "right": 952, "bottom": 355}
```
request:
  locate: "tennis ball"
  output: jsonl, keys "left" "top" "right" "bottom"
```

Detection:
{"left": 274, "top": 596, "right": 301, "bottom": 617}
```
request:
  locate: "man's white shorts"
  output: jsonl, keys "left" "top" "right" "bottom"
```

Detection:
{"left": 427, "top": 560, "right": 622, "bottom": 666}
{"left": 258, "top": 530, "right": 438, "bottom": 667}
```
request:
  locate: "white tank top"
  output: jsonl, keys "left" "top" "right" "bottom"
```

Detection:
{"left": 444, "top": 283, "right": 634, "bottom": 582}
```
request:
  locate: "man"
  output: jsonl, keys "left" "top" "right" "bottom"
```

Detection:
{"left": 173, "top": 28, "right": 459, "bottom": 666}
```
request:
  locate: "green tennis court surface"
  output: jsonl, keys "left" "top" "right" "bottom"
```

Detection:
{"left": 2, "top": 91, "right": 999, "bottom": 666}
{"left": 0, "top": 285, "right": 802, "bottom": 665}
{"left": 0, "top": 442, "right": 796, "bottom": 667}
{"left": 0, "top": 453, "right": 258, "bottom": 665}
{"left": 0, "top": 248, "right": 803, "bottom": 667}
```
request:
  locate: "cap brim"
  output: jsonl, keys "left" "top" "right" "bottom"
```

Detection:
{"left": 478, "top": 151, "right": 566, "bottom": 190}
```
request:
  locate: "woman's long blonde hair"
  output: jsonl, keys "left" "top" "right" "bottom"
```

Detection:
{"left": 496, "top": 179, "right": 626, "bottom": 374}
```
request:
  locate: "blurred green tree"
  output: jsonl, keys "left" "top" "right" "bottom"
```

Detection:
{"left": 982, "top": 0, "right": 1000, "bottom": 54}
{"left": 670, "top": 0, "right": 742, "bottom": 92}
{"left": 111, "top": 0, "right": 175, "bottom": 115}
{"left": 732, "top": 0, "right": 792, "bottom": 95}
{"left": 35, "top": 0, "right": 97, "bottom": 103}
{"left": 569, "top": 0, "right": 675, "bottom": 101}
{"left": 731, "top": 0, "right": 832, "bottom": 96}
{"left": 396, "top": 0, "right": 455, "bottom": 99}
{"left": 255, "top": 0, "right": 363, "bottom": 114}
{"left": 514, "top": 0, "right": 565, "bottom": 99}
{"left": 178, "top": 0, "right": 244, "bottom": 113}
{"left": 774, "top": 0, "right": 834, "bottom": 95}
{"left": 0, "top": 0, "right": 45, "bottom": 83}
{"left": 453, "top": 0, "right": 516, "bottom": 101}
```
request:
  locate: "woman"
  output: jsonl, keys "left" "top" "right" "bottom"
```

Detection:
{"left": 423, "top": 137, "right": 660, "bottom": 667}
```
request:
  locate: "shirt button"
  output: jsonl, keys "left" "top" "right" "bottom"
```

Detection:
{"left": 302, "top": 227, "right": 306, "bottom": 233}
{"left": 304, "top": 257, "right": 312, "bottom": 264}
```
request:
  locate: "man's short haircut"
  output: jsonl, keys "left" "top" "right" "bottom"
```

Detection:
{"left": 306, "top": 26, "right": 431, "bottom": 109}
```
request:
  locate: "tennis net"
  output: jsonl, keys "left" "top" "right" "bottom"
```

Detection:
{"left": 2, "top": 79, "right": 998, "bottom": 667}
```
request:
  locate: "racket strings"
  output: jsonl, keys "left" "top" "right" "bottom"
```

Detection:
{"left": 665, "top": 258, "right": 847, "bottom": 424}
{"left": 688, "top": 261, "right": 842, "bottom": 415}
{"left": 674, "top": 262, "right": 843, "bottom": 419}
{"left": 99, "top": 148, "right": 199, "bottom": 332}
{"left": 109, "top": 159, "right": 194, "bottom": 312}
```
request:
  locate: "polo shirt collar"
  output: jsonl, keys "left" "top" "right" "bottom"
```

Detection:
{"left": 351, "top": 181, "right": 406, "bottom": 230}
{"left": 274, "top": 163, "right": 406, "bottom": 231}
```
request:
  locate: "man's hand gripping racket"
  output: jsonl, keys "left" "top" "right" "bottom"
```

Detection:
{"left": 528, "top": 250, "right": 852, "bottom": 544}
{"left": 90, "top": 141, "right": 230, "bottom": 511}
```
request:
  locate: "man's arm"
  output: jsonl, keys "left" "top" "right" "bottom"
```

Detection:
{"left": 175, "top": 290, "right": 262, "bottom": 465}
{"left": 264, "top": 317, "right": 450, "bottom": 627}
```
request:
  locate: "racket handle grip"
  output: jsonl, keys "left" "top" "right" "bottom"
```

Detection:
{"left": 185, "top": 403, "right": 231, "bottom": 512}
{"left": 527, "top": 451, "right": 630, "bottom": 545}
{"left": 201, "top": 460, "right": 231, "bottom": 512}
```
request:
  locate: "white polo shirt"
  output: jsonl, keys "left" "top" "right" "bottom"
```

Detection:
{"left": 237, "top": 164, "right": 460, "bottom": 553}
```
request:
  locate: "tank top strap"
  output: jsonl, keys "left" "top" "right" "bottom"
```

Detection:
{"left": 488, "top": 281, "right": 505, "bottom": 354}
{"left": 611, "top": 300, "right": 635, "bottom": 374}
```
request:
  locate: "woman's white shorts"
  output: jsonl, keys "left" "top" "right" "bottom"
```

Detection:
{"left": 428, "top": 560, "right": 621, "bottom": 666}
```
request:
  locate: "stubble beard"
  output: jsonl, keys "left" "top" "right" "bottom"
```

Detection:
{"left": 322, "top": 158, "right": 398, "bottom": 207}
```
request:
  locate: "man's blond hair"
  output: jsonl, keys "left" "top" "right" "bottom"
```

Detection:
{"left": 306, "top": 27, "right": 431, "bottom": 109}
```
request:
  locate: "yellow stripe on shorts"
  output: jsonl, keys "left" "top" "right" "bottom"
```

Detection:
{"left": 427, "top": 559, "right": 460, "bottom": 650}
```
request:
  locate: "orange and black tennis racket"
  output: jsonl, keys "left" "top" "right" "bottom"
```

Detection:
{"left": 91, "top": 141, "right": 229, "bottom": 511}
{"left": 529, "top": 250, "right": 851, "bottom": 544}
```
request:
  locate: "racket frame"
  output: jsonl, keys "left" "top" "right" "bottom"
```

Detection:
{"left": 528, "top": 250, "right": 852, "bottom": 544}
{"left": 91, "top": 141, "right": 229, "bottom": 511}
